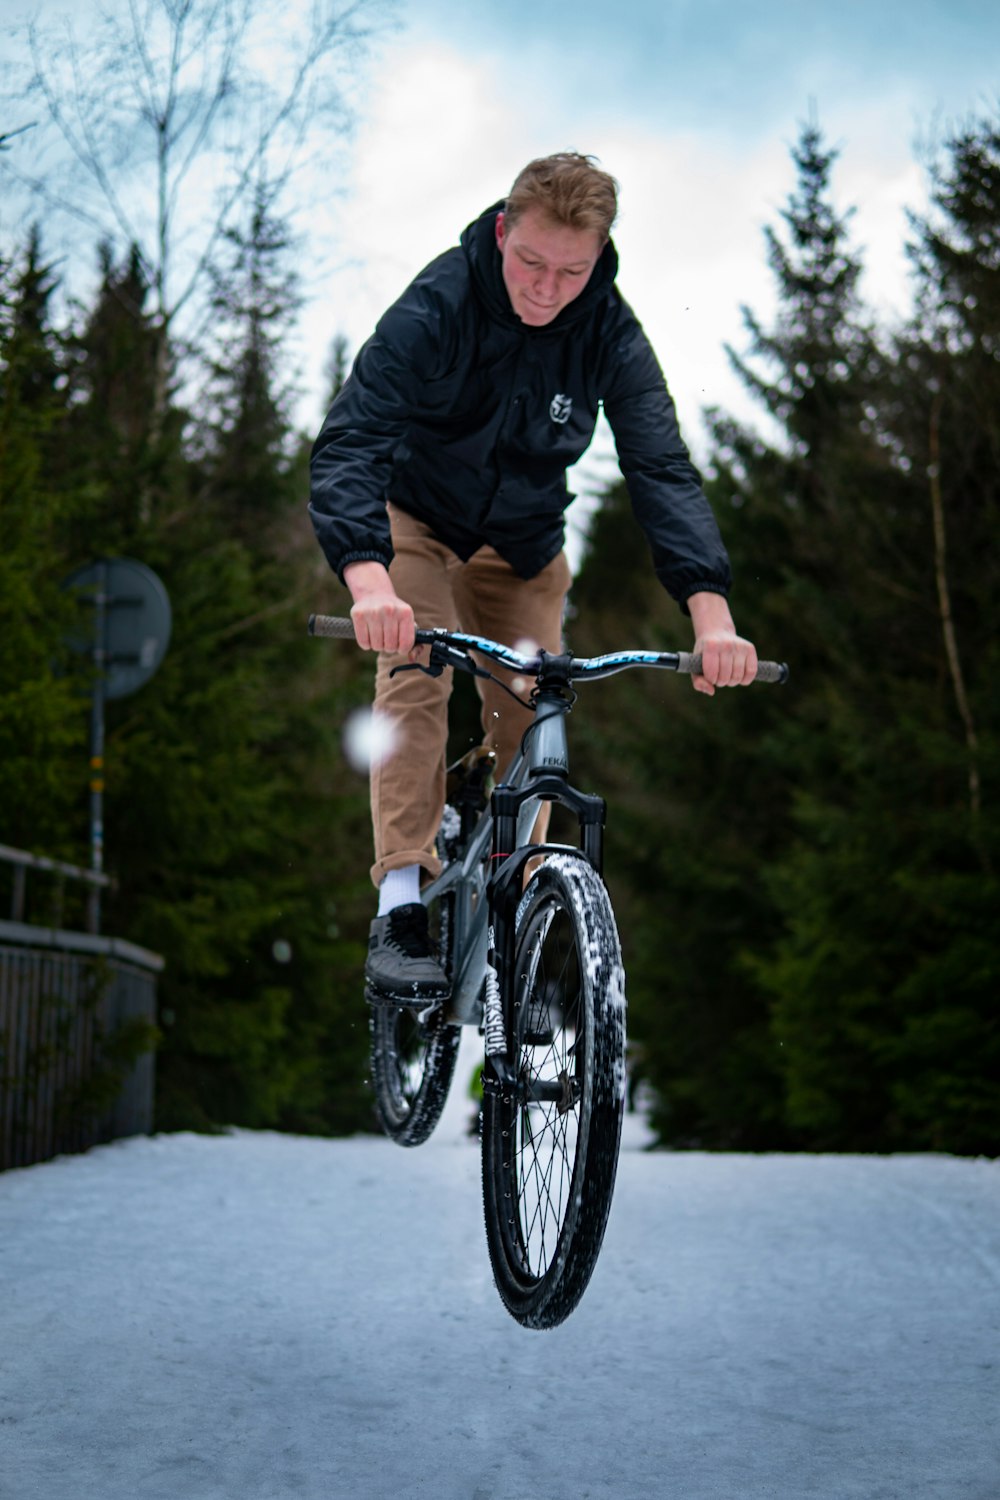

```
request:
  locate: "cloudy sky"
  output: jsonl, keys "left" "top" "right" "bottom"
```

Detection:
{"left": 2, "top": 0, "right": 996, "bottom": 478}
{"left": 303, "top": 0, "right": 998, "bottom": 477}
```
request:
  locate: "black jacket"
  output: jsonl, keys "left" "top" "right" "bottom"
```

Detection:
{"left": 309, "top": 204, "right": 732, "bottom": 606}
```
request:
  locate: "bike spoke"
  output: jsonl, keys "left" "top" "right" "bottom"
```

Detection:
{"left": 517, "top": 1103, "right": 574, "bottom": 1271}
{"left": 508, "top": 901, "right": 589, "bottom": 1279}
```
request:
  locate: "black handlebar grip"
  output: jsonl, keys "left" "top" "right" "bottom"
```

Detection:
{"left": 308, "top": 614, "right": 357, "bottom": 639}
{"left": 677, "top": 652, "right": 789, "bottom": 685}
{"left": 753, "top": 661, "right": 790, "bottom": 685}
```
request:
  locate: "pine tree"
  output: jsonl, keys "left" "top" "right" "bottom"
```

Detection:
{"left": 569, "top": 482, "right": 793, "bottom": 1147}
{"left": 1, "top": 203, "right": 377, "bottom": 1134}
{"left": 569, "top": 119, "right": 890, "bottom": 1148}
{"left": 0, "top": 231, "right": 87, "bottom": 883}
{"left": 62, "top": 242, "right": 185, "bottom": 548}
{"left": 712, "top": 119, "right": 883, "bottom": 673}
{"left": 744, "top": 115, "right": 1000, "bottom": 1152}
{"left": 89, "top": 189, "right": 376, "bottom": 1133}
{"left": 894, "top": 113, "right": 1000, "bottom": 860}
{"left": 199, "top": 183, "right": 302, "bottom": 533}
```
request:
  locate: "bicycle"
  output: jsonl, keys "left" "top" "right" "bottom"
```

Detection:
{"left": 310, "top": 614, "right": 787, "bottom": 1329}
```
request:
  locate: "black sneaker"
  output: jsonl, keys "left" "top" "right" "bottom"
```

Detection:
{"left": 365, "top": 903, "right": 450, "bottom": 1005}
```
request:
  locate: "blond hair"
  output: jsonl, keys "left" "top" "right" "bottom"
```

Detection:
{"left": 505, "top": 153, "right": 619, "bottom": 239}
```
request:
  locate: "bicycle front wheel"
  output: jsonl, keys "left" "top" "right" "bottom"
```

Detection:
{"left": 482, "top": 855, "right": 626, "bottom": 1329}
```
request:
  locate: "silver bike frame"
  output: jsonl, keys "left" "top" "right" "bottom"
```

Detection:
{"left": 423, "top": 696, "right": 568, "bottom": 1026}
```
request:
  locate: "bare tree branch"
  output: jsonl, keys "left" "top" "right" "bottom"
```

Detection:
{"left": 0, "top": 124, "right": 37, "bottom": 152}
{"left": 168, "top": 0, "right": 375, "bottom": 321}
{"left": 164, "top": 4, "right": 248, "bottom": 269}
{"left": 5, "top": 0, "right": 387, "bottom": 342}
{"left": 26, "top": 19, "right": 147, "bottom": 276}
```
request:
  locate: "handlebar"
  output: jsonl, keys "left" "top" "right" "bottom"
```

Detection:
{"left": 308, "top": 614, "right": 788, "bottom": 685}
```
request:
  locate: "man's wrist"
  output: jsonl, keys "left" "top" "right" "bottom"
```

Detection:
{"left": 344, "top": 559, "right": 393, "bottom": 603}
{"left": 686, "top": 590, "right": 736, "bottom": 638}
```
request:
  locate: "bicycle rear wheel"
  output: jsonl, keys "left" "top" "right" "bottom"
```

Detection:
{"left": 482, "top": 855, "right": 626, "bottom": 1329}
{"left": 369, "top": 890, "right": 461, "bottom": 1147}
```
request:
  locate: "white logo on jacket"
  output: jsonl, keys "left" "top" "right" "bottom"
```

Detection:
{"left": 549, "top": 393, "right": 572, "bottom": 424}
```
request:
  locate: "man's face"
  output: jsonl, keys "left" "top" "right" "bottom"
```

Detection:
{"left": 495, "top": 207, "right": 605, "bottom": 327}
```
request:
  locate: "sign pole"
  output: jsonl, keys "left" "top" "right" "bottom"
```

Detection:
{"left": 64, "top": 556, "right": 172, "bottom": 935}
{"left": 87, "top": 561, "right": 107, "bottom": 935}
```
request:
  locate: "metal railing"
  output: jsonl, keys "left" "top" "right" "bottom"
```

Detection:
{"left": 0, "top": 847, "right": 161, "bottom": 1172}
{"left": 0, "top": 841, "right": 110, "bottom": 935}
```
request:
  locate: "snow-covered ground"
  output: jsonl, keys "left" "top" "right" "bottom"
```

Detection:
{"left": 2, "top": 1034, "right": 998, "bottom": 1500}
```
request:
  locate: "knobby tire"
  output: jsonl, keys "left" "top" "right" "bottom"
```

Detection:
{"left": 482, "top": 856, "right": 627, "bottom": 1329}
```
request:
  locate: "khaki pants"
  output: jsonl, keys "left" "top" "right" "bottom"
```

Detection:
{"left": 369, "top": 504, "right": 571, "bottom": 887}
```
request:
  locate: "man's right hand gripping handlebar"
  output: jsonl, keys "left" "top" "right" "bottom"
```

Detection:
{"left": 341, "top": 560, "right": 416, "bottom": 655}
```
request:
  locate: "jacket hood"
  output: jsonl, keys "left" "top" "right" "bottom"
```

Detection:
{"left": 461, "top": 201, "right": 619, "bottom": 333}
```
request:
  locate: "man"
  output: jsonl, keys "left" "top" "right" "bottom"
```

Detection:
{"left": 309, "top": 152, "right": 757, "bottom": 1003}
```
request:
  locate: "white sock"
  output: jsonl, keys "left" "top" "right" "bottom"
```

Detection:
{"left": 377, "top": 864, "right": 422, "bottom": 916}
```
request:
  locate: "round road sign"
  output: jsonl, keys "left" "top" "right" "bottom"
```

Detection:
{"left": 64, "top": 557, "right": 172, "bottom": 700}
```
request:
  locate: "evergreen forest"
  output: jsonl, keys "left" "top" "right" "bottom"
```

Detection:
{"left": 2, "top": 106, "right": 997, "bottom": 1153}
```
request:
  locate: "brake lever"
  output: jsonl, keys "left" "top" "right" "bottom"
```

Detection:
{"left": 389, "top": 640, "right": 492, "bottom": 682}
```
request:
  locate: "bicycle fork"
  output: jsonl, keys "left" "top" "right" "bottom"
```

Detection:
{"left": 482, "top": 694, "right": 608, "bottom": 1090}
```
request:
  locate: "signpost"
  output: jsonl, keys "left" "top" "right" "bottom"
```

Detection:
{"left": 64, "top": 559, "right": 172, "bottom": 932}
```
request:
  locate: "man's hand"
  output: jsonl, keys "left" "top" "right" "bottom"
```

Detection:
{"left": 343, "top": 561, "right": 415, "bottom": 654}
{"left": 686, "top": 591, "right": 758, "bottom": 697}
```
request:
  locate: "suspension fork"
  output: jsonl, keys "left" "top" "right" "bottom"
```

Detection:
{"left": 483, "top": 739, "right": 608, "bottom": 1084}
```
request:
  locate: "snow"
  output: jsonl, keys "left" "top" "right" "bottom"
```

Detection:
{"left": 1, "top": 1036, "right": 998, "bottom": 1500}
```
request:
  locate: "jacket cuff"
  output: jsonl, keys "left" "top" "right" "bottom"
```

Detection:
{"left": 678, "top": 582, "right": 730, "bottom": 617}
{"left": 336, "top": 550, "right": 393, "bottom": 586}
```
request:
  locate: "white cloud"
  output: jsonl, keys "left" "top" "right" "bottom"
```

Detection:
{"left": 301, "top": 43, "right": 539, "bottom": 407}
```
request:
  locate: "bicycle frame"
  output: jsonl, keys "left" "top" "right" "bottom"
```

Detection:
{"left": 306, "top": 611, "right": 784, "bottom": 1033}
{"left": 424, "top": 671, "right": 606, "bottom": 1029}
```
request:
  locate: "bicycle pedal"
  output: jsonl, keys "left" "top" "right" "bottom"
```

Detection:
{"left": 365, "top": 981, "right": 448, "bottom": 1010}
